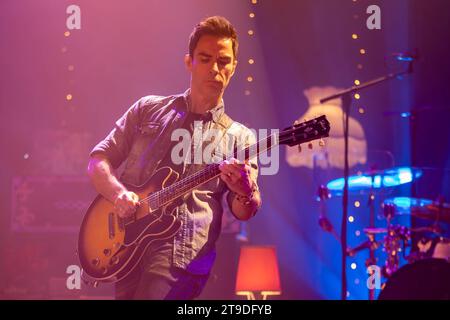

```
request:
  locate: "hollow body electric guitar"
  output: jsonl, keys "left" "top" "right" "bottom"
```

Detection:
{"left": 78, "top": 115, "right": 330, "bottom": 284}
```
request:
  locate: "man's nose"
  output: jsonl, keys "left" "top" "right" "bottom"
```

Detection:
{"left": 210, "top": 62, "right": 219, "bottom": 74}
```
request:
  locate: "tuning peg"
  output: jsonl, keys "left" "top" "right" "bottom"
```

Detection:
{"left": 308, "top": 142, "right": 313, "bottom": 149}
{"left": 303, "top": 118, "right": 309, "bottom": 123}
{"left": 319, "top": 138, "right": 326, "bottom": 147}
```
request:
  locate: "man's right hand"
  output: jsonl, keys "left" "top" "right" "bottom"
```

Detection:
{"left": 114, "top": 191, "right": 140, "bottom": 218}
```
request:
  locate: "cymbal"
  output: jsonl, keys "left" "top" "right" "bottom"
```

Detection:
{"left": 364, "top": 225, "right": 440, "bottom": 236}
{"left": 383, "top": 197, "right": 450, "bottom": 223}
{"left": 416, "top": 203, "right": 450, "bottom": 223}
{"left": 326, "top": 167, "right": 423, "bottom": 195}
{"left": 384, "top": 197, "right": 433, "bottom": 214}
{"left": 363, "top": 227, "right": 387, "bottom": 235}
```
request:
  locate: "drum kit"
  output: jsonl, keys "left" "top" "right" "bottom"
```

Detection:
{"left": 317, "top": 166, "right": 450, "bottom": 300}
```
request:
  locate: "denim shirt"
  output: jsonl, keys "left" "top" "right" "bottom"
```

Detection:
{"left": 90, "top": 89, "right": 259, "bottom": 274}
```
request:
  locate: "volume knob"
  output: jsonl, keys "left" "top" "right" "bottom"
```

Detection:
{"left": 91, "top": 258, "right": 100, "bottom": 266}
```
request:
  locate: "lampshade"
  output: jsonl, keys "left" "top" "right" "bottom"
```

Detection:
{"left": 235, "top": 245, "right": 281, "bottom": 298}
{"left": 286, "top": 85, "right": 367, "bottom": 170}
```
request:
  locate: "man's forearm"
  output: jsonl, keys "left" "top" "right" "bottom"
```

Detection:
{"left": 87, "top": 155, "right": 127, "bottom": 203}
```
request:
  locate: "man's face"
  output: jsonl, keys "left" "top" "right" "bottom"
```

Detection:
{"left": 185, "top": 35, "right": 237, "bottom": 100}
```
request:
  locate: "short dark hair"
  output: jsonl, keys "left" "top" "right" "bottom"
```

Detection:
{"left": 188, "top": 16, "right": 238, "bottom": 59}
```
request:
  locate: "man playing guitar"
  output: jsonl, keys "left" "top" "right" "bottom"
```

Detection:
{"left": 86, "top": 16, "right": 261, "bottom": 300}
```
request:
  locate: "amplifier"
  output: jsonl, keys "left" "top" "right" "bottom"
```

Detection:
{"left": 11, "top": 175, "right": 95, "bottom": 233}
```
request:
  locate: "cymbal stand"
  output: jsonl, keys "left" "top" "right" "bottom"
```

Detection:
{"left": 346, "top": 230, "right": 381, "bottom": 301}
{"left": 367, "top": 173, "right": 377, "bottom": 300}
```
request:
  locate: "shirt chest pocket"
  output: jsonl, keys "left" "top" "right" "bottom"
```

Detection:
{"left": 129, "top": 121, "right": 163, "bottom": 159}
{"left": 139, "top": 121, "right": 162, "bottom": 136}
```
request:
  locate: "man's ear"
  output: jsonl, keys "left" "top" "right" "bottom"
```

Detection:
{"left": 230, "top": 59, "right": 238, "bottom": 77}
{"left": 184, "top": 54, "right": 192, "bottom": 71}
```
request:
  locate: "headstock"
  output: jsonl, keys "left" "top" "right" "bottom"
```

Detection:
{"left": 279, "top": 115, "right": 330, "bottom": 150}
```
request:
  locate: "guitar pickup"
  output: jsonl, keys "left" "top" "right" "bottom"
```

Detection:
{"left": 108, "top": 212, "right": 115, "bottom": 239}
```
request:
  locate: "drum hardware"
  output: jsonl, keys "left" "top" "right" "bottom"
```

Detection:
{"left": 378, "top": 196, "right": 450, "bottom": 299}
{"left": 317, "top": 166, "right": 450, "bottom": 299}
{"left": 316, "top": 185, "right": 340, "bottom": 242}
{"left": 381, "top": 225, "right": 411, "bottom": 278}
{"left": 318, "top": 165, "right": 450, "bottom": 299}
{"left": 405, "top": 237, "right": 433, "bottom": 264}
{"left": 432, "top": 237, "right": 450, "bottom": 261}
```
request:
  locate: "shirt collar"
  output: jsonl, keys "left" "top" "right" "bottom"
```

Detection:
{"left": 182, "top": 88, "right": 225, "bottom": 123}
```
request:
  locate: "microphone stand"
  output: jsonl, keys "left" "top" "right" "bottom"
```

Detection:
{"left": 319, "top": 61, "right": 414, "bottom": 300}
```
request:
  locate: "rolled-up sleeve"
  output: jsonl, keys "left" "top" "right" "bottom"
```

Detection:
{"left": 90, "top": 99, "right": 141, "bottom": 169}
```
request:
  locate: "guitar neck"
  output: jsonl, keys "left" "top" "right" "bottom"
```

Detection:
{"left": 147, "top": 114, "right": 330, "bottom": 210}
{"left": 148, "top": 133, "right": 279, "bottom": 210}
